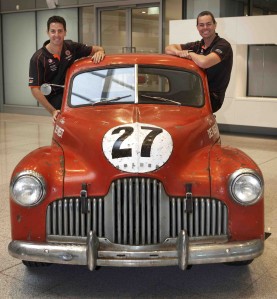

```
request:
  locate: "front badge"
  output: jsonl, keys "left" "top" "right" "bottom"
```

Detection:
{"left": 102, "top": 123, "right": 173, "bottom": 173}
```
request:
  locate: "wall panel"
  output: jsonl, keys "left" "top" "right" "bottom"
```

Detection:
{"left": 3, "top": 12, "right": 36, "bottom": 106}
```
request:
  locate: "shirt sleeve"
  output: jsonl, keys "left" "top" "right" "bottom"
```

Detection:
{"left": 71, "top": 41, "right": 93, "bottom": 60}
{"left": 29, "top": 52, "right": 44, "bottom": 87}
{"left": 180, "top": 41, "right": 201, "bottom": 52}
{"left": 211, "top": 39, "right": 232, "bottom": 62}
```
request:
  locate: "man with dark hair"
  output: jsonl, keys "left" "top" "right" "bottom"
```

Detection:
{"left": 165, "top": 11, "right": 233, "bottom": 112}
{"left": 29, "top": 15, "right": 105, "bottom": 121}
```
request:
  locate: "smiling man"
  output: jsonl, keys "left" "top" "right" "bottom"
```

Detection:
{"left": 165, "top": 11, "right": 233, "bottom": 112}
{"left": 29, "top": 16, "right": 105, "bottom": 121}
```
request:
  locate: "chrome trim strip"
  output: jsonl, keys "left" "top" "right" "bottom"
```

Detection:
{"left": 135, "top": 64, "right": 138, "bottom": 104}
{"left": 8, "top": 232, "right": 263, "bottom": 270}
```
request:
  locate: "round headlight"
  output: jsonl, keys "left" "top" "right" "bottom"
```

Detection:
{"left": 10, "top": 171, "right": 46, "bottom": 206}
{"left": 229, "top": 168, "right": 263, "bottom": 205}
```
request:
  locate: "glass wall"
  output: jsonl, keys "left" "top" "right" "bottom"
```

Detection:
{"left": 98, "top": 5, "right": 160, "bottom": 54}
{"left": 186, "top": 0, "right": 277, "bottom": 18}
{"left": 80, "top": 0, "right": 181, "bottom": 53}
{"left": 252, "top": 0, "right": 277, "bottom": 15}
{"left": 2, "top": 9, "right": 78, "bottom": 106}
{"left": 2, "top": 12, "right": 36, "bottom": 106}
{"left": 164, "top": 0, "right": 182, "bottom": 47}
{"left": 132, "top": 6, "right": 160, "bottom": 53}
{"left": 79, "top": 6, "right": 95, "bottom": 45}
{"left": 100, "top": 9, "right": 127, "bottom": 54}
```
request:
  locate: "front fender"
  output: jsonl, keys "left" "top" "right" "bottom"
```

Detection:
{"left": 10, "top": 140, "right": 64, "bottom": 242}
{"left": 209, "top": 144, "right": 264, "bottom": 241}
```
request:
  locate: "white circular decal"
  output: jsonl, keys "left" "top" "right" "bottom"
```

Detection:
{"left": 102, "top": 122, "right": 173, "bottom": 173}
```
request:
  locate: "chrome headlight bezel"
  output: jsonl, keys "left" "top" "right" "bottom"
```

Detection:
{"left": 228, "top": 168, "right": 264, "bottom": 206}
{"left": 10, "top": 170, "right": 46, "bottom": 206}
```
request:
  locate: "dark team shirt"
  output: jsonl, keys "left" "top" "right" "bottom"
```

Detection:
{"left": 181, "top": 34, "right": 233, "bottom": 111}
{"left": 29, "top": 40, "right": 93, "bottom": 105}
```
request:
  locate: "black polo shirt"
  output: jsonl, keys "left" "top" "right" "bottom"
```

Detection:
{"left": 181, "top": 34, "right": 233, "bottom": 112}
{"left": 29, "top": 40, "right": 93, "bottom": 109}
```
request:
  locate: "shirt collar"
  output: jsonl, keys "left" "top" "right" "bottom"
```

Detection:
{"left": 200, "top": 33, "right": 220, "bottom": 50}
{"left": 43, "top": 40, "right": 64, "bottom": 59}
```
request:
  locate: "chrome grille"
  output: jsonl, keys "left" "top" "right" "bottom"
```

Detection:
{"left": 46, "top": 178, "right": 228, "bottom": 245}
{"left": 170, "top": 197, "right": 228, "bottom": 238}
{"left": 46, "top": 197, "right": 104, "bottom": 238}
{"left": 106, "top": 178, "right": 169, "bottom": 245}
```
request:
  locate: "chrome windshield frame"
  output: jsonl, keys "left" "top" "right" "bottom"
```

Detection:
{"left": 135, "top": 64, "right": 138, "bottom": 104}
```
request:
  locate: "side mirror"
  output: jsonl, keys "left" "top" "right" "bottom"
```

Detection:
{"left": 40, "top": 83, "right": 52, "bottom": 95}
{"left": 40, "top": 83, "right": 64, "bottom": 96}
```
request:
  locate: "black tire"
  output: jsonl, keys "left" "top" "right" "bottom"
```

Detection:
{"left": 224, "top": 259, "right": 254, "bottom": 266}
{"left": 22, "top": 260, "right": 52, "bottom": 268}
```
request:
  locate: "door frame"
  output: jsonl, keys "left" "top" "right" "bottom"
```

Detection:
{"left": 94, "top": 0, "right": 163, "bottom": 54}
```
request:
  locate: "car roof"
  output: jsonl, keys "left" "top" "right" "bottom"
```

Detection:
{"left": 70, "top": 53, "right": 205, "bottom": 77}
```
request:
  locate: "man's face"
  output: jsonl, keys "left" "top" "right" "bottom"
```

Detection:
{"left": 197, "top": 15, "right": 216, "bottom": 39}
{"left": 47, "top": 22, "right": 66, "bottom": 46}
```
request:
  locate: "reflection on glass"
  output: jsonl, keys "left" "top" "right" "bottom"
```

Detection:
{"left": 138, "top": 67, "right": 203, "bottom": 106}
{"left": 71, "top": 67, "right": 135, "bottom": 106}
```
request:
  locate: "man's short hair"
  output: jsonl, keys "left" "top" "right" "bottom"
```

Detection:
{"left": 47, "top": 16, "right": 66, "bottom": 31}
{"left": 197, "top": 11, "right": 216, "bottom": 25}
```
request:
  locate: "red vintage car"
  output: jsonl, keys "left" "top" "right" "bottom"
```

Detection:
{"left": 9, "top": 54, "right": 264, "bottom": 270}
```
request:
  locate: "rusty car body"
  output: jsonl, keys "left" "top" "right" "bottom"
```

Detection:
{"left": 9, "top": 54, "right": 264, "bottom": 270}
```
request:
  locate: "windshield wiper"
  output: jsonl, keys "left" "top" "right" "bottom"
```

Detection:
{"left": 140, "top": 94, "right": 181, "bottom": 105}
{"left": 92, "top": 94, "right": 132, "bottom": 106}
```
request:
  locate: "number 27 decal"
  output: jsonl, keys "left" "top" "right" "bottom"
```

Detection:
{"left": 112, "top": 126, "right": 163, "bottom": 159}
{"left": 103, "top": 122, "right": 173, "bottom": 173}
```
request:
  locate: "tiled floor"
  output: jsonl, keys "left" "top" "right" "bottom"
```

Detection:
{"left": 0, "top": 112, "right": 276, "bottom": 299}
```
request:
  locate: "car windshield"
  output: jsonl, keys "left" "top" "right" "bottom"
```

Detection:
{"left": 70, "top": 65, "right": 204, "bottom": 107}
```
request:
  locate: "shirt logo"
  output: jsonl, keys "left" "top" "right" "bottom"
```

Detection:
{"left": 215, "top": 49, "right": 223, "bottom": 55}
{"left": 65, "top": 50, "right": 73, "bottom": 61}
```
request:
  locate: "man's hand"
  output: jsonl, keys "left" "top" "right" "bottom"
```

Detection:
{"left": 177, "top": 50, "right": 192, "bottom": 59}
{"left": 91, "top": 50, "right": 105, "bottom": 64}
{"left": 52, "top": 109, "right": 60, "bottom": 124}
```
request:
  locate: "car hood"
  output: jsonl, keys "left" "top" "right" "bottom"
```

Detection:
{"left": 55, "top": 105, "right": 218, "bottom": 197}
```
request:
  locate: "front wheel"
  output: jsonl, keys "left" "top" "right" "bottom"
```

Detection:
{"left": 22, "top": 260, "right": 52, "bottom": 268}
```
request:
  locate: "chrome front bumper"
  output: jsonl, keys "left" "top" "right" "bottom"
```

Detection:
{"left": 8, "top": 230, "right": 264, "bottom": 270}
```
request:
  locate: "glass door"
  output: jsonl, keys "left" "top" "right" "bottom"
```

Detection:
{"left": 98, "top": 4, "right": 160, "bottom": 54}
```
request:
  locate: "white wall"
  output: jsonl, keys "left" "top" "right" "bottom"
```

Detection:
{"left": 169, "top": 15, "right": 277, "bottom": 129}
